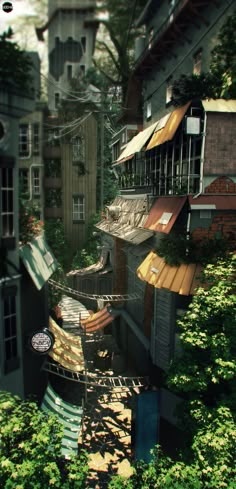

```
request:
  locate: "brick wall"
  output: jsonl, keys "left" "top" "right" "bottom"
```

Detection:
{"left": 204, "top": 113, "right": 236, "bottom": 175}
{"left": 192, "top": 212, "right": 236, "bottom": 243}
{"left": 113, "top": 237, "right": 127, "bottom": 296}
{"left": 205, "top": 176, "right": 236, "bottom": 193}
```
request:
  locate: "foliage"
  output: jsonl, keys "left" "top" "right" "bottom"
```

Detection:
{"left": 19, "top": 199, "right": 43, "bottom": 244}
{"left": 0, "top": 28, "right": 33, "bottom": 93}
{"left": 70, "top": 213, "right": 101, "bottom": 270}
{"left": 110, "top": 254, "right": 236, "bottom": 489}
{"left": 44, "top": 219, "right": 71, "bottom": 308}
{"left": 168, "top": 254, "right": 236, "bottom": 407}
{"left": 94, "top": 0, "right": 147, "bottom": 102}
{"left": 44, "top": 219, "right": 71, "bottom": 271}
{"left": 172, "top": 10, "right": 236, "bottom": 105}
{"left": 0, "top": 390, "right": 89, "bottom": 489}
{"left": 156, "top": 233, "right": 231, "bottom": 266}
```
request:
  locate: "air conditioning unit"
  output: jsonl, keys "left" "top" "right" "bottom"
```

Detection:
{"left": 185, "top": 116, "right": 201, "bottom": 135}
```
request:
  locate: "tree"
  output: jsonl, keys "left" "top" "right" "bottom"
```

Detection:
{"left": 94, "top": 0, "right": 147, "bottom": 103}
{"left": 0, "top": 28, "right": 33, "bottom": 92}
{"left": 168, "top": 253, "right": 236, "bottom": 413}
{"left": 109, "top": 254, "right": 236, "bottom": 488}
{"left": 172, "top": 10, "right": 236, "bottom": 105}
{"left": 0, "top": 390, "right": 88, "bottom": 489}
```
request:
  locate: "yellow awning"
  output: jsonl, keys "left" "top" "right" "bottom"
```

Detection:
{"left": 146, "top": 102, "right": 190, "bottom": 150}
{"left": 137, "top": 251, "right": 203, "bottom": 295}
{"left": 49, "top": 317, "right": 85, "bottom": 372}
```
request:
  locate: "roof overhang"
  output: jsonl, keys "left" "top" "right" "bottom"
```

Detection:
{"left": 20, "top": 235, "right": 57, "bottom": 290}
{"left": 137, "top": 251, "right": 203, "bottom": 296}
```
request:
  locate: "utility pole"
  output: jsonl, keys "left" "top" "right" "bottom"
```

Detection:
{"left": 100, "top": 97, "right": 104, "bottom": 211}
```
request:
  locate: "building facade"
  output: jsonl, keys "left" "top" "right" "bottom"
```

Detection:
{"left": 93, "top": 0, "right": 236, "bottom": 452}
{"left": 36, "top": 0, "right": 99, "bottom": 252}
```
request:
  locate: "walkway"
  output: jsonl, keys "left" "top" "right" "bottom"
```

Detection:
{"left": 49, "top": 295, "right": 144, "bottom": 488}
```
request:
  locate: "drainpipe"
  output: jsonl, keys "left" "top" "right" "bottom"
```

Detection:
{"left": 193, "top": 110, "right": 207, "bottom": 199}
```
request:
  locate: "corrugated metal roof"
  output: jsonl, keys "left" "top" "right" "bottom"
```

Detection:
{"left": 96, "top": 196, "right": 154, "bottom": 244}
{"left": 202, "top": 99, "right": 236, "bottom": 112}
{"left": 41, "top": 383, "right": 83, "bottom": 458}
{"left": 49, "top": 317, "right": 85, "bottom": 372}
{"left": 146, "top": 102, "right": 190, "bottom": 150}
{"left": 80, "top": 304, "right": 114, "bottom": 332}
{"left": 137, "top": 251, "right": 203, "bottom": 295}
{"left": 144, "top": 196, "right": 187, "bottom": 233}
{"left": 189, "top": 195, "right": 236, "bottom": 209}
{"left": 67, "top": 248, "right": 109, "bottom": 276}
{"left": 115, "top": 121, "right": 158, "bottom": 164}
{"left": 20, "top": 235, "right": 57, "bottom": 290}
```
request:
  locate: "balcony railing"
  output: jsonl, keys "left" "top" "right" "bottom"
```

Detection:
{"left": 118, "top": 172, "right": 200, "bottom": 196}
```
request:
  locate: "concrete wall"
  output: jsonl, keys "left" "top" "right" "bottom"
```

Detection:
{"left": 142, "top": 2, "right": 235, "bottom": 122}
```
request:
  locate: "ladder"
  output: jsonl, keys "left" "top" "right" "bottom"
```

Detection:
{"left": 43, "top": 360, "right": 148, "bottom": 390}
{"left": 49, "top": 279, "right": 140, "bottom": 302}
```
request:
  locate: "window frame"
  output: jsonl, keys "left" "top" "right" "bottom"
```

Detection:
{"left": 2, "top": 286, "right": 20, "bottom": 374}
{"left": 19, "top": 124, "right": 30, "bottom": 158}
{"left": 32, "top": 167, "right": 40, "bottom": 196}
{"left": 32, "top": 123, "right": 40, "bottom": 155}
{"left": 72, "top": 194, "right": 85, "bottom": 222}
{"left": 193, "top": 49, "right": 202, "bottom": 75}
{"left": 0, "top": 156, "right": 15, "bottom": 248}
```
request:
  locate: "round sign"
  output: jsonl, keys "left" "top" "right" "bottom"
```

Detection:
{"left": 2, "top": 2, "right": 13, "bottom": 13}
{"left": 29, "top": 329, "right": 54, "bottom": 354}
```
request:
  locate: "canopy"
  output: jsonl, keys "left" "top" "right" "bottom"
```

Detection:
{"left": 41, "top": 383, "right": 83, "bottom": 458}
{"left": 20, "top": 235, "right": 57, "bottom": 290}
{"left": 137, "top": 251, "right": 203, "bottom": 295}
{"left": 49, "top": 317, "right": 85, "bottom": 372}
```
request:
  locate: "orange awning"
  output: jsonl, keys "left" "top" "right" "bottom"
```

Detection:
{"left": 146, "top": 102, "right": 190, "bottom": 150}
{"left": 49, "top": 317, "right": 85, "bottom": 372}
{"left": 80, "top": 305, "right": 114, "bottom": 332}
{"left": 137, "top": 251, "right": 203, "bottom": 295}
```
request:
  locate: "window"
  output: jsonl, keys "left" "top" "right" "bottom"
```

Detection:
{"left": 47, "top": 128, "right": 60, "bottom": 146}
{"left": 80, "top": 65, "right": 85, "bottom": 76}
{"left": 32, "top": 123, "right": 40, "bottom": 154}
{"left": 148, "top": 28, "right": 154, "bottom": 49}
{"left": 193, "top": 49, "right": 202, "bottom": 75}
{"left": 1, "top": 167, "right": 14, "bottom": 238}
{"left": 19, "top": 168, "right": 29, "bottom": 195}
{"left": 55, "top": 93, "right": 60, "bottom": 109}
{"left": 112, "top": 141, "right": 120, "bottom": 162}
{"left": 146, "top": 100, "right": 152, "bottom": 119}
{"left": 19, "top": 124, "right": 30, "bottom": 157}
{"left": 3, "top": 287, "right": 19, "bottom": 374}
{"left": 72, "top": 135, "right": 85, "bottom": 163}
{"left": 67, "top": 64, "right": 72, "bottom": 80}
{"left": 72, "top": 195, "right": 85, "bottom": 221}
{"left": 81, "top": 36, "right": 86, "bottom": 52}
{"left": 166, "top": 79, "right": 173, "bottom": 105}
{"left": 32, "top": 168, "right": 40, "bottom": 196}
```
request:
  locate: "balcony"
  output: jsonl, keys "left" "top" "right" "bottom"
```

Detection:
{"left": 44, "top": 177, "right": 62, "bottom": 189}
{"left": 44, "top": 208, "right": 62, "bottom": 218}
{"left": 43, "top": 145, "right": 61, "bottom": 159}
{"left": 134, "top": 0, "right": 211, "bottom": 77}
